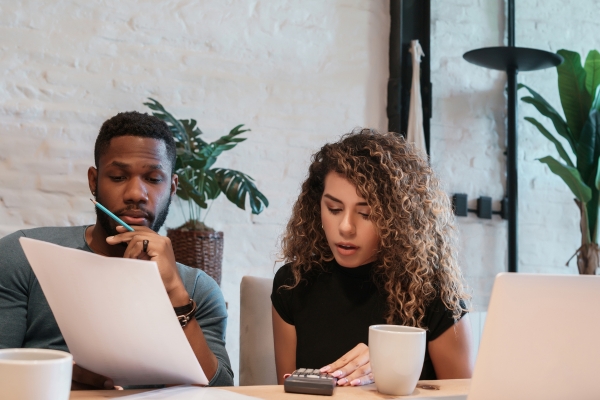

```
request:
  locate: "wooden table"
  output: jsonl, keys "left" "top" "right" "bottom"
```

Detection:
{"left": 70, "top": 379, "right": 470, "bottom": 399}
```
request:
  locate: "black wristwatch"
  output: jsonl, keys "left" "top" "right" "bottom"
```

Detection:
{"left": 174, "top": 299, "right": 197, "bottom": 328}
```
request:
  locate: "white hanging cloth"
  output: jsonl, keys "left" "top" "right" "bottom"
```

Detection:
{"left": 407, "top": 39, "right": 426, "bottom": 155}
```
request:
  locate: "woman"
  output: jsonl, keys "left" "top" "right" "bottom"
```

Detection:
{"left": 271, "top": 129, "right": 473, "bottom": 386}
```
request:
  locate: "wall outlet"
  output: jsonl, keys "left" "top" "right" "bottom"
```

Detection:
{"left": 452, "top": 193, "right": 468, "bottom": 216}
{"left": 477, "top": 196, "right": 492, "bottom": 219}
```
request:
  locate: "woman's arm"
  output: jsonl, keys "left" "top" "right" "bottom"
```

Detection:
{"left": 272, "top": 305, "right": 297, "bottom": 384}
{"left": 428, "top": 313, "right": 474, "bottom": 379}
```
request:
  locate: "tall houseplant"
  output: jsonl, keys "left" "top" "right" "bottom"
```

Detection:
{"left": 144, "top": 98, "right": 269, "bottom": 284}
{"left": 520, "top": 49, "right": 600, "bottom": 275}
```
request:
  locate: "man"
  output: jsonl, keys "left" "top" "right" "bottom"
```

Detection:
{"left": 0, "top": 111, "right": 233, "bottom": 387}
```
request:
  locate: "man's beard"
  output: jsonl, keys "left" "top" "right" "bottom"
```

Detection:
{"left": 95, "top": 194, "right": 172, "bottom": 236}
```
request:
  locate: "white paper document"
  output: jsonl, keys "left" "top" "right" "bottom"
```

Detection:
{"left": 19, "top": 237, "right": 208, "bottom": 386}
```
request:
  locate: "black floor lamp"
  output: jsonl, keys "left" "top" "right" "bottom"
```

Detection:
{"left": 463, "top": 0, "right": 562, "bottom": 273}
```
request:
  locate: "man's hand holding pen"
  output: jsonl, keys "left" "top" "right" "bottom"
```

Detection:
{"left": 106, "top": 225, "right": 190, "bottom": 307}
{"left": 105, "top": 225, "right": 219, "bottom": 378}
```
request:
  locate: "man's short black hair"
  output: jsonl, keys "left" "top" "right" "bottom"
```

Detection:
{"left": 94, "top": 111, "right": 176, "bottom": 173}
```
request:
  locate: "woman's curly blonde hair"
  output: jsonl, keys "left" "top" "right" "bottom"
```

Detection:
{"left": 280, "top": 128, "right": 469, "bottom": 328}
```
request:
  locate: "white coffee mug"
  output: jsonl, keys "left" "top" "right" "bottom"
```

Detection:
{"left": 0, "top": 348, "right": 73, "bottom": 400}
{"left": 369, "top": 324, "right": 426, "bottom": 396}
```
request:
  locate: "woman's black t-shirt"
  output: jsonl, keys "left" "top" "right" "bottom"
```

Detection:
{"left": 270, "top": 259, "right": 464, "bottom": 380}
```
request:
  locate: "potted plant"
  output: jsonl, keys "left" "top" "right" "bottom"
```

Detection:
{"left": 520, "top": 49, "right": 600, "bottom": 274}
{"left": 144, "top": 98, "right": 269, "bottom": 284}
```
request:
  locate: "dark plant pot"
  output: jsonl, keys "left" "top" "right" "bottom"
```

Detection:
{"left": 167, "top": 229, "right": 224, "bottom": 285}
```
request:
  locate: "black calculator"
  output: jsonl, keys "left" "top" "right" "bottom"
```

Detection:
{"left": 284, "top": 368, "right": 337, "bottom": 396}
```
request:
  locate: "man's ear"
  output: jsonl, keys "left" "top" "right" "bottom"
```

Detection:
{"left": 170, "top": 173, "right": 178, "bottom": 197}
{"left": 88, "top": 167, "right": 98, "bottom": 196}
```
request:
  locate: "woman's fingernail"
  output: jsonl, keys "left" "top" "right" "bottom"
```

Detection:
{"left": 350, "top": 379, "right": 361, "bottom": 386}
{"left": 337, "top": 378, "right": 348, "bottom": 385}
{"left": 320, "top": 366, "right": 331, "bottom": 372}
{"left": 107, "top": 236, "right": 113, "bottom": 240}
{"left": 332, "top": 370, "right": 343, "bottom": 377}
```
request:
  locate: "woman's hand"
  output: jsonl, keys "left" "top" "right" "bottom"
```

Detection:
{"left": 320, "top": 343, "right": 374, "bottom": 386}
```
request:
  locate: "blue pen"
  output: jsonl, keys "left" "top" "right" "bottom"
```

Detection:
{"left": 90, "top": 199, "right": 135, "bottom": 232}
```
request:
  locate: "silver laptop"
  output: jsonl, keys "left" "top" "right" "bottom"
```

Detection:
{"left": 468, "top": 272, "right": 600, "bottom": 400}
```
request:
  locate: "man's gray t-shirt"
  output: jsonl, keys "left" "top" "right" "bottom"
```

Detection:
{"left": 0, "top": 226, "right": 233, "bottom": 386}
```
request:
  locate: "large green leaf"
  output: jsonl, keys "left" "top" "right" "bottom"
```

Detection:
{"left": 144, "top": 98, "right": 191, "bottom": 152}
{"left": 176, "top": 174, "right": 208, "bottom": 209}
{"left": 214, "top": 169, "right": 269, "bottom": 214}
{"left": 576, "top": 110, "right": 600, "bottom": 186}
{"left": 595, "top": 154, "right": 600, "bottom": 191}
{"left": 213, "top": 124, "right": 249, "bottom": 146}
{"left": 524, "top": 117, "right": 574, "bottom": 167}
{"left": 211, "top": 124, "right": 249, "bottom": 154}
{"left": 538, "top": 156, "right": 592, "bottom": 203}
{"left": 578, "top": 111, "right": 600, "bottom": 242}
{"left": 582, "top": 110, "right": 600, "bottom": 242}
{"left": 519, "top": 84, "right": 574, "bottom": 151}
{"left": 592, "top": 155, "right": 600, "bottom": 242}
{"left": 183, "top": 153, "right": 211, "bottom": 172}
{"left": 584, "top": 50, "right": 600, "bottom": 99}
{"left": 197, "top": 125, "right": 250, "bottom": 169}
{"left": 587, "top": 189, "right": 599, "bottom": 243}
{"left": 201, "top": 169, "right": 222, "bottom": 201}
{"left": 557, "top": 49, "right": 591, "bottom": 141}
{"left": 180, "top": 119, "right": 208, "bottom": 152}
{"left": 582, "top": 201, "right": 592, "bottom": 245}
{"left": 592, "top": 85, "right": 600, "bottom": 112}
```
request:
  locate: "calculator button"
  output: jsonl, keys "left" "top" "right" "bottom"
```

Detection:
{"left": 297, "top": 368, "right": 306, "bottom": 373}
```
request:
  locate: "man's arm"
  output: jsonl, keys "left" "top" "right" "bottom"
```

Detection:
{"left": 0, "top": 231, "right": 30, "bottom": 349}
{"left": 108, "top": 226, "right": 233, "bottom": 386}
{"left": 184, "top": 269, "right": 233, "bottom": 386}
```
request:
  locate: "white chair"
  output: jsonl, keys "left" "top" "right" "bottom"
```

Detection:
{"left": 239, "top": 276, "right": 277, "bottom": 386}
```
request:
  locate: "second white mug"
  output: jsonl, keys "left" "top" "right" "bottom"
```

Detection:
{"left": 369, "top": 324, "right": 426, "bottom": 396}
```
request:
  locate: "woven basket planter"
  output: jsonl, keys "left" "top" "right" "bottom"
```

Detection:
{"left": 167, "top": 229, "right": 224, "bottom": 286}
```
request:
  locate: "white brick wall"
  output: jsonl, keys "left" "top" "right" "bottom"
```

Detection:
{"left": 0, "top": 0, "right": 389, "bottom": 383}
{"left": 433, "top": 0, "right": 600, "bottom": 312}
{"left": 2, "top": 0, "right": 599, "bottom": 383}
